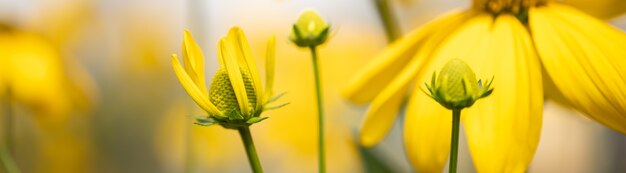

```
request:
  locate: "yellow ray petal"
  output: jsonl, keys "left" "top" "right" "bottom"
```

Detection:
{"left": 182, "top": 30, "right": 207, "bottom": 96}
{"left": 227, "top": 27, "right": 264, "bottom": 111}
{"left": 171, "top": 55, "right": 222, "bottom": 115}
{"left": 264, "top": 36, "right": 276, "bottom": 100}
{"left": 342, "top": 10, "right": 472, "bottom": 104}
{"left": 359, "top": 10, "right": 475, "bottom": 147}
{"left": 219, "top": 38, "right": 250, "bottom": 115}
{"left": 403, "top": 13, "right": 494, "bottom": 173}
{"left": 530, "top": 4, "right": 626, "bottom": 133}
{"left": 461, "top": 15, "right": 543, "bottom": 173}
{"left": 404, "top": 84, "right": 451, "bottom": 173}
{"left": 560, "top": 0, "right": 626, "bottom": 20}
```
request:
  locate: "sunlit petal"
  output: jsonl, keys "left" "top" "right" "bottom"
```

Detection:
{"left": 342, "top": 10, "right": 470, "bottom": 104}
{"left": 264, "top": 36, "right": 276, "bottom": 100}
{"left": 171, "top": 54, "right": 222, "bottom": 115}
{"left": 182, "top": 30, "right": 207, "bottom": 96}
{"left": 530, "top": 4, "right": 626, "bottom": 133}
{"left": 227, "top": 27, "right": 264, "bottom": 111}
{"left": 404, "top": 86, "right": 451, "bottom": 173}
{"left": 219, "top": 38, "right": 250, "bottom": 115}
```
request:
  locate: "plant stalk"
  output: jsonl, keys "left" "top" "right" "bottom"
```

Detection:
{"left": 2, "top": 92, "right": 19, "bottom": 173}
{"left": 238, "top": 127, "right": 263, "bottom": 173}
{"left": 449, "top": 109, "right": 461, "bottom": 173}
{"left": 373, "top": 0, "right": 401, "bottom": 42}
{"left": 309, "top": 46, "right": 326, "bottom": 173}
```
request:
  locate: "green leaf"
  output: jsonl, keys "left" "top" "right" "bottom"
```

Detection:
{"left": 226, "top": 111, "right": 245, "bottom": 120}
{"left": 246, "top": 117, "right": 269, "bottom": 124}
{"left": 194, "top": 116, "right": 217, "bottom": 126}
{"left": 265, "top": 92, "right": 286, "bottom": 104}
{"left": 264, "top": 102, "right": 290, "bottom": 111}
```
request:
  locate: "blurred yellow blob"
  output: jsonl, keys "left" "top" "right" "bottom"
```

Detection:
{"left": 0, "top": 28, "right": 72, "bottom": 124}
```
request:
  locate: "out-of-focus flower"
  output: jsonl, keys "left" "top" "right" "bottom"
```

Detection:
{"left": 172, "top": 28, "right": 281, "bottom": 129}
{"left": 290, "top": 9, "right": 330, "bottom": 48}
{"left": 0, "top": 27, "right": 72, "bottom": 124}
{"left": 0, "top": 25, "right": 94, "bottom": 173}
{"left": 344, "top": 0, "right": 626, "bottom": 172}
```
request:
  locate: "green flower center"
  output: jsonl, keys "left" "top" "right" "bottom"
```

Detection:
{"left": 208, "top": 68, "right": 257, "bottom": 114}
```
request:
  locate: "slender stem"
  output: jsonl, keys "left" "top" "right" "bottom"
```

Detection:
{"left": 238, "top": 127, "right": 263, "bottom": 173}
{"left": 449, "top": 109, "right": 461, "bottom": 173}
{"left": 373, "top": 0, "right": 401, "bottom": 42}
{"left": 309, "top": 46, "right": 326, "bottom": 173}
{"left": 2, "top": 92, "right": 19, "bottom": 173}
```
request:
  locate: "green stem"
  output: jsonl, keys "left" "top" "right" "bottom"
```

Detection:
{"left": 449, "top": 109, "right": 461, "bottom": 173}
{"left": 2, "top": 92, "right": 19, "bottom": 173}
{"left": 373, "top": 0, "right": 401, "bottom": 42}
{"left": 309, "top": 46, "right": 326, "bottom": 173}
{"left": 238, "top": 127, "right": 263, "bottom": 173}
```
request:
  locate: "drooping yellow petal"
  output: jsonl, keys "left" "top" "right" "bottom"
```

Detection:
{"left": 182, "top": 30, "right": 207, "bottom": 96}
{"left": 227, "top": 27, "right": 264, "bottom": 111}
{"left": 561, "top": 0, "right": 626, "bottom": 20}
{"left": 171, "top": 55, "right": 222, "bottom": 115}
{"left": 219, "top": 38, "right": 250, "bottom": 115}
{"left": 359, "top": 10, "right": 475, "bottom": 147}
{"left": 264, "top": 36, "right": 276, "bottom": 100}
{"left": 530, "top": 4, "right": 626, "bottom": 133}
{"left": 342, "top": 10, "right": 471, "bottom": 104}
{"left": 461, "top": 15, "right": 543, "bottom": 173}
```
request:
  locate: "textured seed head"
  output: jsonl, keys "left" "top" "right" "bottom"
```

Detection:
{"left": 437, "top": 59, "right": 479, "bottom": 102}
{"left": 208, "top": 68, "right": 257, "bottom": 114}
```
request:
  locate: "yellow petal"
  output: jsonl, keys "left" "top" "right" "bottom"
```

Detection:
{"left": 530, "top": 4, "right": 626, "bottom": 133}
{"left": 182, "top": 30, "right": 207, "bottom": 96}
{"left": 404, "top": 84, "right": 451, "bottom": 173}
{"left": 219, "top": 38, "right": 250, "bottom": 115}
{"left": 342, "top": 10, "right": 472, "bottom": 104}
{"left": 461, "top": 15, "right": 543, "bottom": 173}
{"left": 560, "top": 0, "right": 626, "bottom": 20}
{"left": 264, "top": 36, "right": 276, "bottom": 100}
{"left": 171, "top": 54, "right": 222, "bottom": 115}
{"left": 227, "top": 27, "right": 264, "bottom": 111}
{"left": 359, "top": 10, "right": 475, "bottom": 147}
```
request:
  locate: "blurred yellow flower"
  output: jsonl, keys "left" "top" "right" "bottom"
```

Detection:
{"left": 344, "top": 0, "right": 626, "bottom": 172}
{"left": 0, "top": 28, "right": 72, "bottom": 124}
{"left": 0, "top": 25, "right": 94, "bottom": 173}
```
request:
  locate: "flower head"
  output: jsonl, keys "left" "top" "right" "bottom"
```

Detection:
{"left": 290, "top": 9, "right": 330, "bottom": 47}
{"left": 344, "top": 0, "right": 626, "bottom": 172}
{"left": 425, "top": 59, "right": 493, "bottom": 110}
{"left": 172, "top": 27, "right": 283, "bottom": 129}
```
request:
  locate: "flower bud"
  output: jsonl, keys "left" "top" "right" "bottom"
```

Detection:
{"left": 290, "top": 9, "right": 330, "bottom": 47}
{"left": 425, "top": 59, "right": 493, "bottom": 110}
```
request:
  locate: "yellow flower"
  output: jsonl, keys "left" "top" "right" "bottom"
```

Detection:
{"left": 343, "top": 0, "right": 626, "bottom": 172}
{"left": 0, "top": 27, "right": 73, "bottom": 124}
{"left": 172, "top": 27, "right": 279, "bottom": 129}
